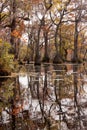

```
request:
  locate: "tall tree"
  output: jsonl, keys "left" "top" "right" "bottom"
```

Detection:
{"left": 49, "top": 0, "right": 71, "bottom": 63}
{"left": 71, "top": 0, "right": 87, "bottom": 62}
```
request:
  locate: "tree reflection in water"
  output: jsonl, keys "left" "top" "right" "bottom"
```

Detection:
{"left": 0, "top": 63, "right": 87, "bottom": 130}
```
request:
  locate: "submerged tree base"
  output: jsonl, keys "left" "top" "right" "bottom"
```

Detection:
{"left": 71, "top": 58, "right": 83, "bottom": 63}
{"left": 34, "top": 55, "right": 41, "bottom": 65}
{"left": 53, "top": 54, "right": 63, "bottom": 64}
{"left": 34, "top": 61, "right": 41, "bottom": 66}
{"left": 42, "top": 56, "right": 50, "bottom": 63}
{"left": 0, "top": 69, "right": 10, "bottom": 76}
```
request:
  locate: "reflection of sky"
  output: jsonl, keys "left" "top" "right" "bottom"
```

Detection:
{"left": 2, "top": 108, "right": 10, "bottom": 124}
{"left": 19, "top": 75, "right": 28, "bottom": 88}
{"left": 21, "top": 33, "right": 28, "bottom": 44}
{"left": 18, "top": 72, "right": 86, "bottom": 120}
{"left": 83, "top": 84, "right": 87, "bottom": 93}
{"left": 1, "top": 65, "right": 87, "bottom": 127}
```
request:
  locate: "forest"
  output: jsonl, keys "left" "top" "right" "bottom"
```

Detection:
{"left": 0, "top": 0, "right": 87, "bottom": 75}
{"left": 0, "top": 1, "right": 87, "bottom": 130}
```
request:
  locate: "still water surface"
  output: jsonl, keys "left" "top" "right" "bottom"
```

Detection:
{"left": 0, "top": 63, "right": 87, "bottom": 130}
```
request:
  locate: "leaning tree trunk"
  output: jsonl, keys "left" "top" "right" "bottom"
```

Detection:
{"left": 53, "top": 25, "right": 63, "bottom": 64}
{"left": 34, "top": 18, "right": 45, "bottom": 65}
{"left": 72, "top": 0, "right": 83, "bottom": 63}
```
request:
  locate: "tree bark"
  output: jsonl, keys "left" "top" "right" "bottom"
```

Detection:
{"left": 72, "top": 20, "right": 79, "bottom": 62}
{"left": 53, "top": 25, "right": 63, "bottom": 63}
{"left": 42, "top": 31, "right": 50, "bottom": 62}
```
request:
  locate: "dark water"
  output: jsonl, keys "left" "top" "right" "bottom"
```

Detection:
{"left": 0, "top": 63, "right": 87, "bottom": 130}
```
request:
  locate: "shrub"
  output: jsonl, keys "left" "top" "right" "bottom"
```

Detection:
{"left": 0, "top": 39, "right": 14, "bottom": 75}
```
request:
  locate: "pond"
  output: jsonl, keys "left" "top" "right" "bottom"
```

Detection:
{"left": 0, "top": 63, "right": 87, "bottom": 130}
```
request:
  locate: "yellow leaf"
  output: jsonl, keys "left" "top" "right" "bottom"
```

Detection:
{"left": 0, "top": 39, "right": 2, "bottom": 43}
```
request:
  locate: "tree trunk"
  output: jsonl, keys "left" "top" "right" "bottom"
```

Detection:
{"left": 53, "top": 25, "right": 63, "bottom": 64}
{"left": 34, "top": 24, "right": 42, "bottom": 65}
{"left": 34, "top": 18, "right": 45, "bottom": 65}
{"left": 72, "top": 20, "right": 79, "bottom": 62}
{"left": 10, "top": 18, "right": 16, "bottom": 54}
{"left": 10, "top": 0, "right": 18, "bottom": 59}
{"left": 42, "top": 31, "right": 50, "bottom": 62}
{"left": 34, "top": 39, "right": 41, "bottom": 65}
